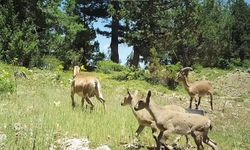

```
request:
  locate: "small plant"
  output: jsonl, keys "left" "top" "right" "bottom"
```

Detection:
{"left": 41, "top": 56, "right": 64, "bottom": 71}
{"left": 96, "top": 61, "right": 127, "bottom": 74}
{"left": 217, "top": 58, "right": 231, "bottom": 69}
{"left": 242, "top": 59, "right": 250, "bottom": 69}
{"left": 113, "top": 67, "right": 146, "bottom": 81}
{"left": 0, "top": 69, "right": 15, "bottom": 94}
{"left": 191, "top": 63, "right": 203, "bottom": 73}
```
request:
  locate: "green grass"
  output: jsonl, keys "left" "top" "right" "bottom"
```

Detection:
{"left": 0, "top": 64, "right": 250, "bottom": 149}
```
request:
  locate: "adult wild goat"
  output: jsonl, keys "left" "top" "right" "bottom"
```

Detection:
{"left": 134, "top": 91, "right": 217, "bottom": 150}
{"left": 121, "top": 90, "right": 189, "bottom": 147}
{"left": 176, "top": 67, "right": 214, "bottom": 110}
{"left": 71, "top": 66, "right": 105, "bottom": 110}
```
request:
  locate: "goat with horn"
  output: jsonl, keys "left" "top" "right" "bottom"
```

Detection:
{"left": 176, "top": 67, "right": 214, "bottom": 110}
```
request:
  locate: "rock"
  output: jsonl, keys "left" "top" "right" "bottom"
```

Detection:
{"left": 94, "top": 145, "right": 111, "bottom": 150}
{"left": 52, "top": 138, "right": 111, "bottom": 150}
{"left": 0, "top": 134, "right": 7, "bottom": 143}
{"left": 246, "top": 68, "right": 250, "bottom": 74}
{"left": 56, "top": 138, "right": 90, "bottom": 150}
{"left": 123, "top": 138, "right": 141, "bottom": 150}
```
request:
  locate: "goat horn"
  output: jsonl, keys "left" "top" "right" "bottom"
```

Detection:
{"left": 180, "top": 67, "right": 193, "bottom": 77}
{"left": 181, "top": 67, "right": 193, "bottom": 72}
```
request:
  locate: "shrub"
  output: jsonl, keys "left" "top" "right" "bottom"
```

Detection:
{"left": 96, "top": 61, "right": 127, "bottom": 74}
{"left": 230, "top": 58, "right": 242, "bottom": 67}
{"left": 113, "top": 62, "right": 182, "bottom": 89}
{"left": 41, "top": 56, "right": 64, "bottom": 71}
{"left": 0, "top": 69, "right": 15, "bottom": 94}
{"left": 242, "top": 59, "right": 250, "bottom": 69}
{"left": 217, "top": 58, "right": 231, "bottom": 69}
{"left": 113, "top": 67, "right": 147, "bottom": 81}
{"left": 192, "top": 63, "right": 204, "bottom": 73}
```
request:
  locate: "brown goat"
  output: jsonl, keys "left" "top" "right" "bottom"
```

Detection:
{"left": 71, "top": 66, "right": 105, "bottom": 110}
{"left": 121, "top": 90, "right": 189, "bottom": 148}
{"left": 134, "top": 91, "right": 217, "bottom": 150}
{"left": 176, "top": 67, "right": 214, "bottom": 110}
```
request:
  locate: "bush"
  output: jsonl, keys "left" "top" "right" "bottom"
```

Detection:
{"left": 242, "top": 59, "right": 250, "bottom": 69}
{"left": 192, "top": 63, "right": 204, "bottom": 73}
{"left": 114, "top": 62, "right": 182, "bottom": 89}
{"left": 217, "top": 58, "right": 231, "bottom": 69}
{"left": 41, "top": 56, "right": 64, "bottom": 71}
{"left": 230, "top": 58, "right": 242, "bottom": 67}
{"left": 113, "top": 67, "right": 147, "bottom": 81}
{"left": 96, "top": 61, "right": 128, "bottom": 74}
{"left": 0, "top": 69, "right": 15, "bottom": 94}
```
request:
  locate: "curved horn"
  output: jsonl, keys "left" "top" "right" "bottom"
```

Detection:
{"left": 180, "top": 67, "right": 193, "bottom": 76}
{"left": 181, "top": 67, "right": 193, "bottom": 72}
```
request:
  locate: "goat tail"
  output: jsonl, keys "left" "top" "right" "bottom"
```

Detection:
{"left": 94, "top": 80, "right": 99, "bottom": 91}
{"left": 210, "top": 124, "right": 213, "bottom": 130}
{"left": 95, "top": 80, "right": 104, "bottom": 100}
{"left": 209, "top": 121, "right": 213, "bottom": 131}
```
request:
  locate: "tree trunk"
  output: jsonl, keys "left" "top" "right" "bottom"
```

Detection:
{"left": 239, "top": 49, "right": 245, "bottom": 62}
{"left": 130, "top": 46, "right": 140, "bottom": 67}
{"left": 110, "top": 1, "right": 119, "bottom": 63}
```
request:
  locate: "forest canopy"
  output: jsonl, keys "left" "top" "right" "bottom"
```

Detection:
{"left": 0, "top": 0, "right": 249, "bottom": 70}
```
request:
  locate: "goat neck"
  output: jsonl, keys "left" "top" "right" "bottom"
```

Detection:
{"left": 130, "top": 97, "right": 139, "bottom": 111}
{"left": 146, "top": 100, "right": 162, "bottom": 124}
{"left": 181, "top": 75, "right": 191, "bottom": 90}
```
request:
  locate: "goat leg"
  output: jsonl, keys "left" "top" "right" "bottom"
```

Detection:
{"left": 97, "top": 96, "right": 106, "bottom": 111}
{"left": 159, "top": 130, "right": 174, "bottom": 150}
{"left": 191, "top": 131, "right": 204, "bottom": 150}
{"left": 135, "top": 125, "right": 145, "bottom": 137}
{"left": 86, "top": 97, "right": 94, "bottom": 111}
{"left": 189, "top": 97, "right": 193, "bottom": 109}
{"left": 71, "top": 93, "right": 75, "bottom": 109}
{"left": 209, "top": 92, "right": 213, "bottom": 110}
{"left": 195, "top": 97, "right": 201, "bottom": 110}
{"left": 202, "top": 132, "right": 217, "bottom": 150}
{"left": 81, "top": 97, "right": 85, "bottom": 109}
{"left": 156, "top": 131, "right": 164, "bottom": 150}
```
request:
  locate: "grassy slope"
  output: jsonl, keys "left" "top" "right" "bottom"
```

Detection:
{"left": 0, "top": 64, "right": 250, "bottom": 149}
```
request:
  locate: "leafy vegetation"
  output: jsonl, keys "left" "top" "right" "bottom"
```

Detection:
{"left": 1, "top": 0, "right": 250, "bottom": 69}
{"left": 0, "top": 69, "right": 15, "bottom": 95}
{"left": 96, "top": 61, "right": 128, "bottom": 74}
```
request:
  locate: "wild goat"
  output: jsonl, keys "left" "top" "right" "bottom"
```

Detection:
{"left": 121, "top": 90, "right": 189, "bottom": 147}
{"left": 176, "top": 67, "right": 214, "bottom": 110}
{"left": 134, "top": 91, "right": 217, "bottom": 150}
{"left": 71, "top": 66, "right": 105, "bottom": 110}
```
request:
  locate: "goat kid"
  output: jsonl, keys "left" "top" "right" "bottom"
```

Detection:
{"left": 71, "top": 66, "right": 105, "bottom": 110}
{"left": 134, "top": 91, "right": 217, "bottom": 150}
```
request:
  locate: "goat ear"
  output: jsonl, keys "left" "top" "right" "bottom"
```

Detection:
{"left": 127, "top": 89, "right": 132, "bottom": 97}
{"left": 146, "top": 90, "right": 151, "bottom": 103}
